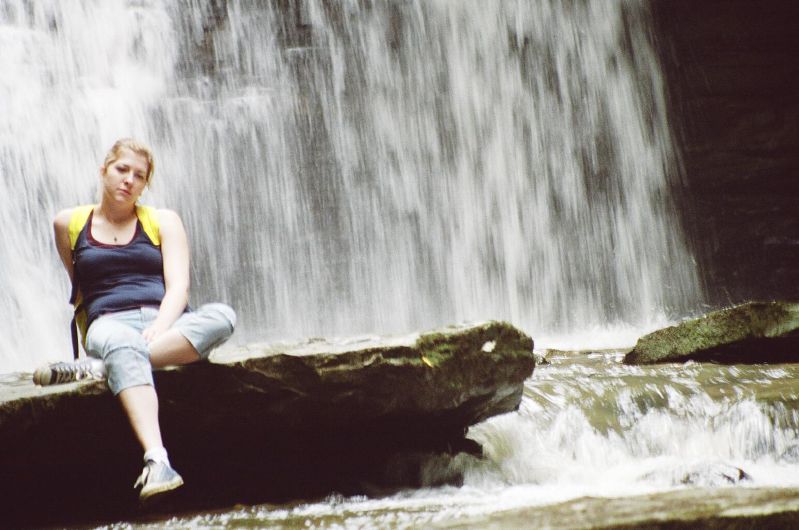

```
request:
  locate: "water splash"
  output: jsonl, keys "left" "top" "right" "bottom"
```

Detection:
{"left": 465, "top": 352, "right": 799, "bottom": 492}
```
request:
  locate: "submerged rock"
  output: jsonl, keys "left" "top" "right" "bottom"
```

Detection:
{"left": 624, "top": 301, "right": 799, "bottom": 364}
{"left": 674, "top": 463, "right": 751, "bottom": 487}
{"left": 0, "top": 320, "right": 534, "bottom": 527}
{"left": 639, "top": 462, "right": 751, "bottom": 488}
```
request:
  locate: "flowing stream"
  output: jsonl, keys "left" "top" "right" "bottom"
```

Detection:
{"left": 3, "top": 1, "right": 794, "bottom": 527}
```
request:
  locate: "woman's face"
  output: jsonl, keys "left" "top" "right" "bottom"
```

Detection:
{"left": 101, "top": 147, "right": 150, "bottom": 204}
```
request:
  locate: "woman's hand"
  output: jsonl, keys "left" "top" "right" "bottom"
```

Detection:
{"left": 142, "top": 321, "right": 170, "bottom": 344}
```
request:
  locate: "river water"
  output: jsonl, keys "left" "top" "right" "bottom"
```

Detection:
{"left": 2, "top": 0, "right": 796, "bottom": 527}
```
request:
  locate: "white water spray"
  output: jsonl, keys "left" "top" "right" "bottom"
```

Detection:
{"left": 466, "top": 355, "right": 799, "bottom": 497}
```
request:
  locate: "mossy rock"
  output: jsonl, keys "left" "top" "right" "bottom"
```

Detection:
{"left": 624, "top": 301, "right": 799, "bottom": 364}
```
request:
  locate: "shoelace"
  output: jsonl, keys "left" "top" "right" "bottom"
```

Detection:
{"left": 49, "top": 361, "right": 103, "bottom": 384}
{"left": 133, "top": 463, "right": 152, "bottom": 489}
{"left": 49, "top": 363, "right": 87, "bottom": 384}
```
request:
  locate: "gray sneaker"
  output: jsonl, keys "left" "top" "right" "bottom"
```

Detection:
{"left": 33, "top": 358, "right": 106, "bottom": 386}
{"left": 134, "top": 460, "right": 184, "bottom": 501}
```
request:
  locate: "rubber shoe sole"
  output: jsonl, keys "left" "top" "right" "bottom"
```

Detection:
{"left": 139, "top": 474, "right": 184, "bottom": 502}
{"left": 32, "top": 366, "right": 56, "bottom": 386}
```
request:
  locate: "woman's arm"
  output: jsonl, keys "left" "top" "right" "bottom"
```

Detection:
{"left": 53, "top": 208, "right": 76, "bottom": 282}
{"left": 142, "top": 209, "right": 190, "bottom": 344}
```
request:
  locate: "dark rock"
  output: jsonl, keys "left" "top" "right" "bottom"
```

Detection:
{"left": 650, "top": 0, "right": 799, "bottom": 305}
{"left": 0, "top": 321, "right": 534, "bottom": 528}
{"left": 624, "top": 301, "right": 799, "bottom": 364}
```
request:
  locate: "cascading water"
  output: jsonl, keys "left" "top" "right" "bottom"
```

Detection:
{"left": 0, "top": 0, "right": 699, "bottom": 372}
{"left": 468, "top": 354, "right": 799, "bottom": 491}
{"left": 302, "top": 0, "right": 700, "bottom": 346}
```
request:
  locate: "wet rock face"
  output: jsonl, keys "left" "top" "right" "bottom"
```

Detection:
{"left": 651, "top": 0, "right": 799, "bottom": 305}
{"left": 624, "top": 301, "right": 799, "bottom": 364}
{"left": 0, "top": 321, "right": 534, "bottom": 527}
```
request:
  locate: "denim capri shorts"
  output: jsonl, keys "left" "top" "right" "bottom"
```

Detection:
{"left": 85, "top": 303, "right": 236, "bottom": 395}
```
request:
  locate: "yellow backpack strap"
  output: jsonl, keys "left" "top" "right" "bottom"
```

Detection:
{"left": 68, "top": 204, "right": 96, "bottom": 250}
{"left": 136, "top": 204, "right": 161, "bottom": 246}
{"left": 66, "top": 205, "right": 94, "bottom": 358}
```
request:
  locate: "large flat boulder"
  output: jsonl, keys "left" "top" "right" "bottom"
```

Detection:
{"left": 624, "top": 301, "right": 799, "bottom": 364}
{"left": 0, "top": 320, "right": 534, "bottom": 527}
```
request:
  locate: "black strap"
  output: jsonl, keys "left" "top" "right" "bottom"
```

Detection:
{"left": 70, "top": 315, "right": 80, "bottom": 360}
{"left": 69, "top": 263, "right": 81, "bottom": 360}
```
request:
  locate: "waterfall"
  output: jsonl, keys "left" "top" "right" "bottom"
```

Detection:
{"left": 0, "top": 0, "right": 700, "bottom": 372}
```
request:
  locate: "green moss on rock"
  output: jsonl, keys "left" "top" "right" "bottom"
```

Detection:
{"left": 625, "top": 301, "right": 799, "bottom": 364}
{"left": 416, "top": 321, "right": 534, "bottom": 368}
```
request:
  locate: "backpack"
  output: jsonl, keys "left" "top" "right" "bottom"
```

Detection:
{"left": 67, "top": 204, "right": 161, "bottom": 358}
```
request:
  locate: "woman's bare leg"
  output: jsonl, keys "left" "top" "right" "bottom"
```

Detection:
{"left": 118, "top": 384, "right": 183, "bottom": 499}
{"left": 145, "top": 303, "right": 235, "bottom": 369}
{"left": 117, "top": 385, "right": 163, "bottom": 451}
{"left": 147, "top": 329, "right": 200, "bottom": 368}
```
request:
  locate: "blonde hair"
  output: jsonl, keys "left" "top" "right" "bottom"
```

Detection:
{"left": 102, "top": 138, "right": 155, "bottom": 185}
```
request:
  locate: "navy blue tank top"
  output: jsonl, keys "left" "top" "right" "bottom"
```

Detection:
{"left": 73, "top": 212, "right": 165, "bottom": 327}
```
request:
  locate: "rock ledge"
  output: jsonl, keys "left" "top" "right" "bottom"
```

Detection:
{"left": 0, "top": 320, "right": 534, "bottom": 527}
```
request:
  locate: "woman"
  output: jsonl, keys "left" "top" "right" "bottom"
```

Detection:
{"left": 34, "top": 138, "right": 236, "bottom": 502}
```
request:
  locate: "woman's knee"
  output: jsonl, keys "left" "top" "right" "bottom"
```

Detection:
{"left": 86, "top": 315, "right": 153, "bottom": 395}
{"left": 104, "top": 346, "right": 154, "bottom": 395}
{"left": 200, "top": 303, "right": 236, "bottom": 331}
{"left": 175, "top": 303, "right": 236, "bottom": 360}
